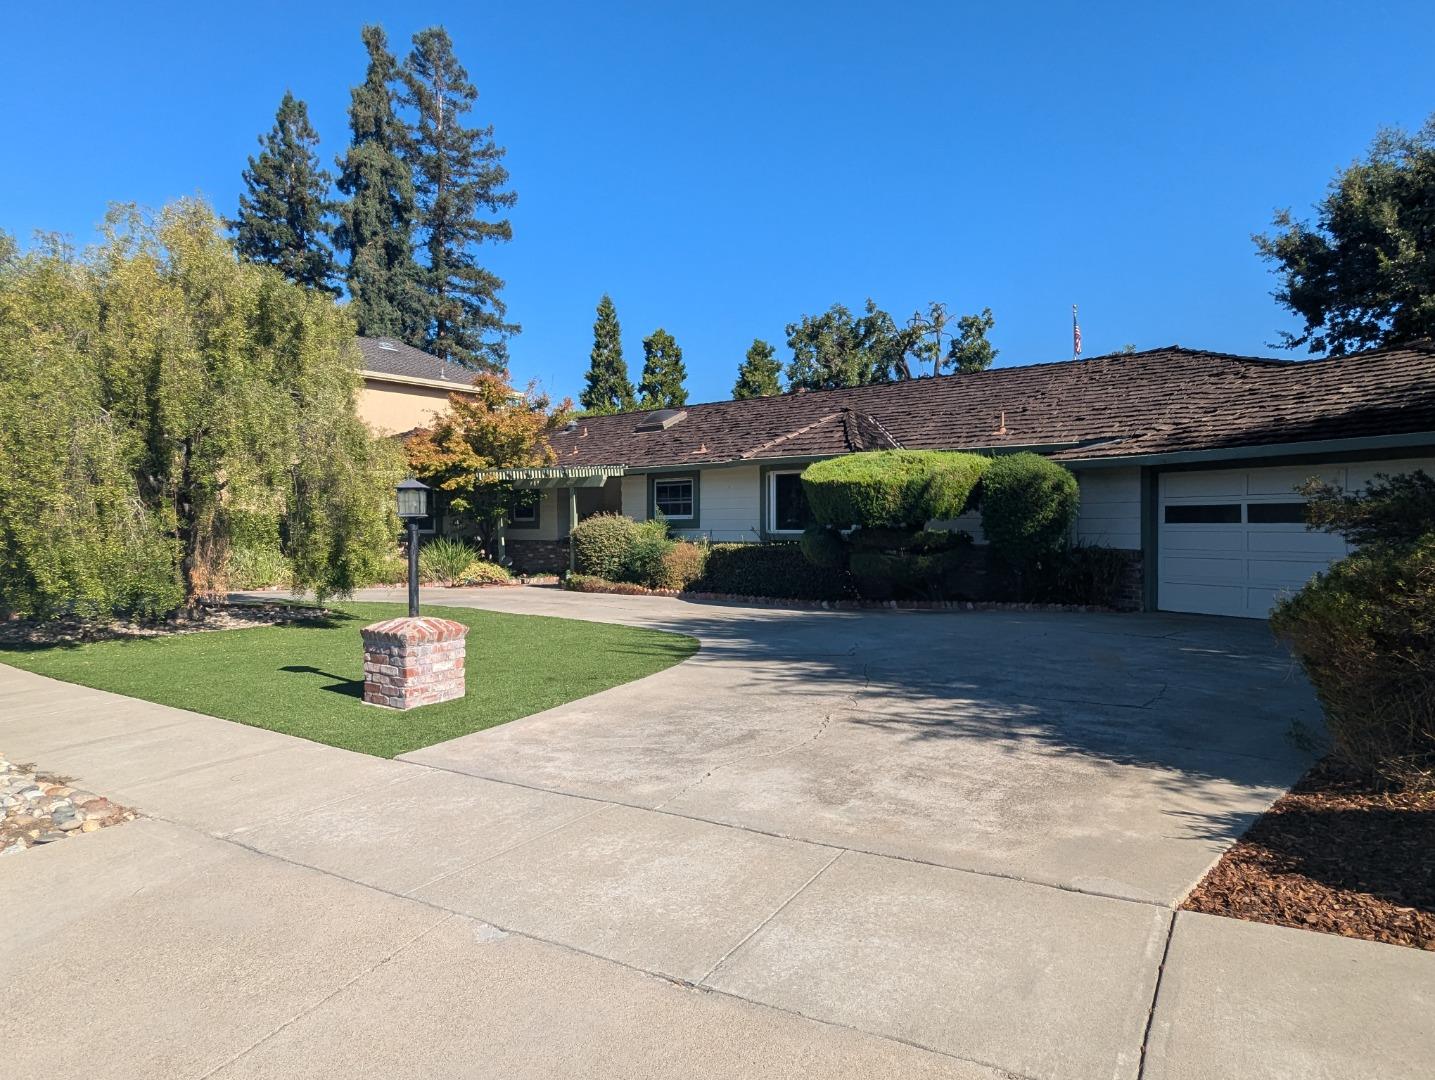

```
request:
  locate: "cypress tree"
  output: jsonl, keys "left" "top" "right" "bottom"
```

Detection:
{"left": 637, "top": 328, "right": 688, "bottom": 409}
{"left": 733, "top": 338, "right": 782, "bottom": 399}
{"left": 580, "top": 294, "right": 636, "bottom": 414}
{"left": 334, "top": 25, "right": 426, "bottom": 343}
{"left": 234, "top": 92, "right": 338, "bottom": 293}
{"left": 401, "top": 27, "right": 518, "bottom": 370}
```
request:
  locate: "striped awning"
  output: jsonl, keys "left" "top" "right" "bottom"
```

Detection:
{"left": 477, "top": 464, "right": 626, "bottom": 489}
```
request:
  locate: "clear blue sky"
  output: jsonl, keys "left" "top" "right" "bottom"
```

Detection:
{"left": 5, "top": 2, "right": 1433, "bottom": 403}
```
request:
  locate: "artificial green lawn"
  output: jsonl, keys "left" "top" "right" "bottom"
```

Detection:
{"left": 0, "top": 602, "right": 698, "bottom": 758}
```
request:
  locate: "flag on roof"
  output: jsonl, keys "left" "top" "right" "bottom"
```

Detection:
{"left": 1073, "top": 305, "right": 1082, "bottom": 359}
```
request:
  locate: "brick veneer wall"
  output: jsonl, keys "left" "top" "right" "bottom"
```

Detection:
{"left": 360, "top": 616, "right": 468, "bottom": 710}
{"left": 506, "top": 538, "right": 569, "bottom": 575}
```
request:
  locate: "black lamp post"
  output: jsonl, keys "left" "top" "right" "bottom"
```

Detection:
{"left": 396, "top": 477, "right": 431, "bottom": 617}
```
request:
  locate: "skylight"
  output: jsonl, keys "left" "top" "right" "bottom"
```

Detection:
{"left": 635, "top": 408, "right": 687, "bottom": 432}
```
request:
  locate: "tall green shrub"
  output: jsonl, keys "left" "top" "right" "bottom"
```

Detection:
{"left": 979, "top": 453, "right": 1079, "bottom": 564}
{"left": 570, "top": 513, "right": 640, "bottom": 580}
{"left": 801, "top": 450, "right": 990, "bottom": 529}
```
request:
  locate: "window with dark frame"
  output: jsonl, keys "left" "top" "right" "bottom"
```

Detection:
{"left": 1163, "top": 503, "right": 1242, "bottom": 524}
{"left": 1246, "top": 502, "right": 1308, "bottom": 524}
{"left": 771, "top": 471, "right": 815, "bottom": 532}
{"left": 653, "top": 477, "right": 694, "bottom": 519}
{"left": 509, "top": 495, "right": 539, "bottom": 527}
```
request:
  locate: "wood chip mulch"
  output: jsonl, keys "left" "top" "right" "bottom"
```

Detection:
{"left": 1183, "top": 757, "right": 1435, "bottom": 950}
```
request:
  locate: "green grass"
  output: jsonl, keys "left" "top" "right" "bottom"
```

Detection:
{"left": 0, "top": 602, "right": 698, "bottom": 758}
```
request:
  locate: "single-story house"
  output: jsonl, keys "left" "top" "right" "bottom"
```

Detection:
{"left": 355, "top": 335, "right": 479, "bottom": 435}
{"left": 497, "top": 341, "right": 1435, "bottom": 618}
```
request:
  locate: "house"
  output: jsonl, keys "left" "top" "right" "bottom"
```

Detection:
{"left": 354, "top": 336, "right": 479, "bottom": 435}
{"left": 497, "top": 341, "right": 1435, "bottom": 618}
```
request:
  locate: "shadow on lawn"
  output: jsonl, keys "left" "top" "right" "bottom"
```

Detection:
{"left": 279, "top": 664, "right": 365, "bottom": 699}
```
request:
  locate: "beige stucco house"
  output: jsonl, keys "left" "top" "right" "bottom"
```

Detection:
{"left": 355, "top": 336, "right": 478, "bottom": 435}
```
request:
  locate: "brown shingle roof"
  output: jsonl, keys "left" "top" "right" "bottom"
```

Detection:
{"left": 356, "top": 336, "right": 479, "bottom": 388}
{"left": 550, "top": 342, "right": 1435, "bottom": 468}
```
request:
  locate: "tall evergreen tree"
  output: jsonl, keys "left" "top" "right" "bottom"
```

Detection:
{"left": 580, "top": 294, "right": 635, "bottom": 414}
{"left": 234, "top": 92, "right": 338, "bottom": 293}
{"left": 637, "top": 328, "right": 688, "bottom": 408}
{"left": 401, "top": 27, "right": 518, "bottom": 370}
{"left": 733, "top": 338, "right": 782, "bottom": 399}
{"left": 333, "top": 25, "right": 426, "bottom": 342}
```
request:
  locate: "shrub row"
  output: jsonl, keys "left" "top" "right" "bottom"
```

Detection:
{"left": 691, "top": 543, "right": 858, "bottom": 601}
{"left": 802, "top": 450, "right": 990, "bottom": 529}
{"left": 569, "top": 513, "right": 708, "bottom": 592}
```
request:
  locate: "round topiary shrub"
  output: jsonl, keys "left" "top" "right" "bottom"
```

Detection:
{"left": 801, "top": 450, "right": 990, "bottom": 529}
{"left": 800, "top": 526, "right": 849, "bottom": 570}
{"left": 978, "top": 453, "right": 1079, "bottom": 565}
{"left": 570, "top": 513, "right": 640, "bottom": 580}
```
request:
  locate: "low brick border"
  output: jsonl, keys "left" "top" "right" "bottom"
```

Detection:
{"left": 360, "top": 616, "right": 469, "bottom": 710}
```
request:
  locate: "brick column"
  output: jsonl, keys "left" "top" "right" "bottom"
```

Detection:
{"left": 360, "top": 617, "right": 469, "bottom": 710}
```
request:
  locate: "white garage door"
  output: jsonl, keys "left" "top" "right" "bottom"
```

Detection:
{"left": 1157, "top": 457, "right": 1434, "bottom": 618}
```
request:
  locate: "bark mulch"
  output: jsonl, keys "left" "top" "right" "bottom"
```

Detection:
{"left": 1183, "top": 757, "right": 1435, "bottom": 950}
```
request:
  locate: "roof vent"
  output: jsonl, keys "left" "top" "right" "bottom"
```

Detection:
{"left": 562, "top": 420, "right": 580, "bottom": 433}
{"left": 635, "top": 408, "right": 687, "bottom": 432}
{"left": 377, "top": 340, "right": 400, "bottom": 352}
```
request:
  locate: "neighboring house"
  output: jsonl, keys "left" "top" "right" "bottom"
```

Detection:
{"left": 354, "top": 336, "right": 478, "bottom": 435}
{"left": 497, "top": 342, "right": 1435, "bottom": 618}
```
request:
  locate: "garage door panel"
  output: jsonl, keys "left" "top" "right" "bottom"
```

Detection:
{"left": 1246, "top": 587, "right": 1296, "bottom": 615}
{"left": 1160, "top": 582, "right": 1247, "bottom": 618}
{"left": 1160, "top": 528, "right": 1246, "bottom": 552}
{"left": 1162, "top": 471, "right": 1246, "bottom": 498}
{"left": 1247, "top": 558, "right": 1334, "bottom": 588}
{"left": 1346, "top": 457, "right": 1435, "bottom": 489}
{"left": 1245, "top": 530, "right": 1348, "bottom": 556}
{"left": 1160, "top": 555, "right": 1246, "bottom": 584}
{"left": 1244, "top": 466, "right": 1343, "bottom": 495}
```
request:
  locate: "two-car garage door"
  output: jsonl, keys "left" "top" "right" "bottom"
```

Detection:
{"left": 1157, "top": 457, "right": 1433, "bottom": 619}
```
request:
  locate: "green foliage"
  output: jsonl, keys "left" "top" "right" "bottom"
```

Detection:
{"left": 401, "top": 27, "right": 518, "bottom": 370}
{"left": 1024, "top": 542, "right": 1136, "bottom": 607}
{"left": 946, "top": 308, "right": 999, "bottom": 374}
{"left": 979, "top": 453, "right": 1079, "bottom": 565}
{"left": 1271, "top": 537, "right": 1435, "bottom": 788}
{"left": 226, "top": 544, "right": 294, "bottom": 591}
{"left": 656, "top": 541, "right": 708, "bottom": 591}
{"left": 581, "top": 294, "right": 635, "bottom": 414}
{"left": 564, "top": 573, "right": 654, "bottom": 596}
{"left": 621, "top": 517, "right": 676, "bottom": 588}
{"left": 733, "top": 338, "right": 782, "bottom": 399}
{"left": 693, "top": 543, "right": 857, "bottom": 600}
{"left": 0, "top": 201, "right": 401, "bottom": 617}
{"left": 333, "top": 25, "right": 427, "bottom": 343}
{"left": 570, "top": 512, "right": 640, "bottom": 580}
{"left": 418, "top": 537, "right": 477, "bottom": 585}
{"left": 1300, "top": 470, "right": 1435, "bottom": 552}
{"left": 1256, "top": 113, "right": 1435, "bottom": 355}
{"left": 800, "top": 526, "right": 848, "bottom": 570}
{"left": 457, "top": 558, "right": 512, "bottom": 585}
{"left": 637, "top": 328, "right": 688, "bottom": 408}
{"left": 234, "top": 92, "right": 338, "bottom": 293}
{"left": 847, "top": 546, "right": 972, "bottom": 600}
{"left": 802, "top": 450, "right": 990, "bottom": 529}
{"left": 903, "top": 302, "right": 998, "bottom": 377}
{"left": 785, "top": 299, "right": 913, "bottom": 390}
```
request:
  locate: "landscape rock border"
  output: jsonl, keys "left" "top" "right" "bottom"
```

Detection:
{"left": 1, "top": 752, "right": 136, "bottom": 856}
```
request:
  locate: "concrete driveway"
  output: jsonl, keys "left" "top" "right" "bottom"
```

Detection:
{"left": 3, "top": 588, "right": 1432, "bottom": 1080}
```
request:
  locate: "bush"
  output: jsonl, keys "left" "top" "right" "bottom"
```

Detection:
{"left": 848, "top": 544, "right": 973, "bottom": 600}
{"left": 800, "top": 526, "right": 849, "bottom": 570}
{"left": 365, "top": 549, "right": 409, "bottom": 586}
{"left": 621, "top": 517, "right": 675, "bottom": 588}
{"left": 692, "top": 543, "right": 857, "bottom": 600}
{"left": 457, "top": 559, "right": 513, "bottom": 585}
{"left": 418, "top": 537, "right": 478, "bottom": 585}
{"left": 656, "top": 541, "right": 708, "bottom": 591}
{"left": 226, "top": 543, "right": 293, "bottom": 590}
{"left": 564, "top": 573, "right": 653, "bottom": 595}
{"left": 979, "top": 453, "right": 1079, "bottom": 565}
{"left": 1300, "top": 470, "right": 1435, "bottom": 551}
{"left": 571, "top": 513, "right": 640, "bottom": 580}
{"left": 1272, "top": 538, "right": 1435, "bottom": 787}
{"left": 1025, "top": 542, "right": 1135, "bottom": 607}
{"left": 802, "top": 450, "right": 990, "bottom": 529}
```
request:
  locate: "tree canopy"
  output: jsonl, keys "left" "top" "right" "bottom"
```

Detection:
{"left": 401, "top": 27, "right": 518, "bottom": 370}
{"left": 0, "top": 200, "right": 401, "bottom": 618}
{"left": 1256, "top": 113, "right": 1435, "bottom": 356}
{"left": 784, "top": 300, "right": 913, "bottom": 390}
{"left": 637, "top": 328, "right": 688, "bottom": 408}
{"left": 333, "top": 25, "right": 426, "bottom": 343}
{"left": 580, "top": 294, "right": 636, "bottom": 414}
{"left": 234, "top": 92, "right": 339, "bottom": 293}
{"left": 733, "top": 338, "right": 782, "bottom": 399}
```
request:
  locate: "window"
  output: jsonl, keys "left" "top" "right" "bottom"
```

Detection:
{"left": 1247, "top": 502, "right": 1307, "bottom": 524}
{"left": 1164, "top": 503, "right": 1241, "bottom": 524}
{"left": 508, "top": 495, "right": 540, "bottom": 529}
{"left": 769, "top": 470, "right": 815, "bottom": 533}
{"left": 653, "top": 477, "right": 695, "bottom": 520}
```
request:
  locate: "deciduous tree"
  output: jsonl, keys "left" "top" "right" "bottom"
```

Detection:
{"left": 580, "top": 294, "right": 635, "bottom": 413}
{"left": 234, "top": 92, "right": 339, "bottom": 293}
{"left": 785, "top": 300, "right": 913, "bottom": 390}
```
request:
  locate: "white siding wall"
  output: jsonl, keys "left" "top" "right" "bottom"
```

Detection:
{"left": 620, "top": 475, "right": 646, "bottom": 523}
{"left": 620, "top": 465, "right": 764, "bottom": 541}
{"left": 1073, "top": 467, "right": 1142, "bottom": 550}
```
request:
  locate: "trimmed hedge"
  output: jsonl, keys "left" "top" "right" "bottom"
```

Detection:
{"left": 692, "top": 543, "right": 857, "bottom": 601}
{"left": 979, "top": 453, "right": 1079, "bottom": 564}
{"left": 800, "top": 526, "right": 849, "bottom": 570}
{"left": 656, "top": 541, "right": 707, "bottom": 590}
{"left": 571, "top": 513, "right": 640, "bottom": 580}
{"left": 802, "top": 450, "right": 990, "bottom": 529}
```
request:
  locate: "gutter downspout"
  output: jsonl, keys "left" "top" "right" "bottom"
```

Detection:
{"left": 568, "top": 486, "right": 578, "bottom": 573}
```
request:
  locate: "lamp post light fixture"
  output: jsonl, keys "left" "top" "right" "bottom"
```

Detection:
{"left": 396, "top": 477, "right": 431, "bottom": 617}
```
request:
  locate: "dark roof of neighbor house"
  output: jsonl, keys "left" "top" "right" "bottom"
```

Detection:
{"left": 356, "top": 336, "right": 479, "bottom": 388}
{"left": 548, "top": 342, "right": 1435, "bottom": 469}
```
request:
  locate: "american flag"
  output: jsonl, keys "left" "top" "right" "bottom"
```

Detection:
{"left": 1072, "top": 305, "right": 1082, "bottom": 359}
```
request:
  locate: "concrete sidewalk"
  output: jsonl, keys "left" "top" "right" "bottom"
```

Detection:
{"left": 3, "top": 594, "right": 1432, "bottom": 1079}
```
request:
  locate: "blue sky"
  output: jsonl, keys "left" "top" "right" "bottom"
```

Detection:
{"left": 5, "top": 2, "right": 1433, "bottom": 403}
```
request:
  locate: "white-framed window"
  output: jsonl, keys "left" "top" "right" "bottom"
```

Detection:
{"left": 653, "top": 477, "right": 695, "bottom": 520}
{"left": 768, "top": 469, "right": 815, "bottom": 534}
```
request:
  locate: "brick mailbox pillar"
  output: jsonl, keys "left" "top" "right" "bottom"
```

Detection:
{"left": 360, "top": 617, "right": 469, "bottom": 710}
